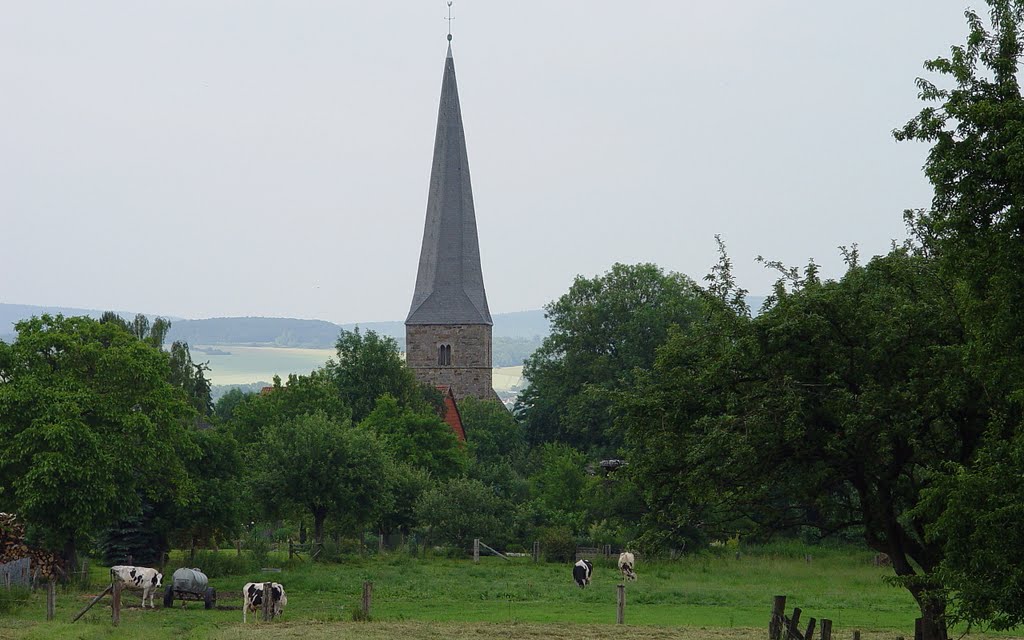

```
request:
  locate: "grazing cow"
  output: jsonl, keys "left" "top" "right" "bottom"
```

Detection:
{"left": 618, "top": 551, "right": 637, "bottom": 581}
{"left": 572, "top": 559, "right": 593, "bottom": 588}
{"left": 110, "top": 565, "right": 163, "bottom": 608}
{"left": 242, "top": 582, "right": 287, "bottom": 622}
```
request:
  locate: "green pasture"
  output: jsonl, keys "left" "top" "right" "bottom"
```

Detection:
{"left": 5, "top": 544, "right": 1010, "bottom": 640}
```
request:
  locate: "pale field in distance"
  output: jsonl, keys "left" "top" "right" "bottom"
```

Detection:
{"left": 198, "top": 345, "right": 525, "bottom": 391}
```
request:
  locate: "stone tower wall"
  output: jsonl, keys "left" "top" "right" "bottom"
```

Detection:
{"left": 405, "top": 324, "right": 493, "bottom": 401}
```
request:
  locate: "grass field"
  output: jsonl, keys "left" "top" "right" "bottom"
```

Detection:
{"left": 6, "top": 545, "right": 1009, "bottom": 640}
{"left": 197, "top": 344, "right": 525, "bottom": 391}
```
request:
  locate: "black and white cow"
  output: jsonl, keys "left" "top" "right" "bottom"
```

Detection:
{"left": 618, "top": 551, "right": 637, "bottom": 581}
{"left": 110, "top": 565, "right": 163, "bottom": 608}
{"left": 572, "top": 559, "right": 593, "bottom": 588}
{"left": 242, "top": 581, "right": 287, "bottom": 622}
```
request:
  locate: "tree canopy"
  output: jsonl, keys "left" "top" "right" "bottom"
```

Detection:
{"left": 517, "top": 263, "right": 702, "bottom": 454}
{"left": 0, "top": 315, "right": 197, "bottom": 566}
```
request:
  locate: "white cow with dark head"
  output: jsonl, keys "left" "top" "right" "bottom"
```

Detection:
{"left": 618, "top": 551, "right": 637, "bottom": 581}
{"left": 110, "top": 565, "right": 163, "bottom": 608}
{"left": 242, "top": 581, "right": 287, "bottom": 622}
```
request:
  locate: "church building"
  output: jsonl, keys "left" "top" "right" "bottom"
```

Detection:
{"left": 405, "top": 41, "right": 496, "bottom": 403}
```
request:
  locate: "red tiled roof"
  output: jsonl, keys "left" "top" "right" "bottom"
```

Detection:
{"left": 436, "top": 385, "right": 465, "bottom": 441}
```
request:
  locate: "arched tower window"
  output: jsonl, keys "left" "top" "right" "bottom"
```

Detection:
{"left": 437, "top": 344, "right": 452, "bottom": 366}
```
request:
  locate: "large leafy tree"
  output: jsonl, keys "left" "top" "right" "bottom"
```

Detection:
{"left": 359, "top": 395, "right": 468, "bottom": 481}
{"left": 622, "top": 252, "right": 986, "bottom": 640}
{"left": 894, "top": 1, "right": 1024, "bottom": 630}
{"left": 253, "top": 410, "right": 390, "bottom": 544}
{"left": 0, "top": 315, "right": 197, "bottom": 567}
{"left": 458, "top": 396, "right": 526, "bottom": 466}
{"left": 517, "top": 263, "right": 702, "bottom": 454}
{"left": 328, "top": 328, "right": 433, "bottom": 423}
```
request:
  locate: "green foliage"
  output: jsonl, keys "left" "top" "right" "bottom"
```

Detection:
{"left": 359, "top": 395, "right": 468, "bottom": 480}
{"left": 621, "top": 250, "right": 984, "bottom": 636}
{"left": 227, "top": 369, "right": 347, "bottom": 446}
{"left": 526, "top": 444, "right": 589, "bottom": 532}
{"left": 254, "top": 411, "right": 391, "bottom": 543}
{"left": 458, "top": 396, "right": 525, "bottom": 465}
{"left": 169, "top": 426, "right": 245, "bottom": 552}
{"left": 415, "top": 477, "right": 514, "bottom": 549}
{"left": 213, "top": 387, "right": 250, "bottom": 422}
{"left": 0, "top": 315, "right": 197, "bottom": 565}
{"left": 327, "top": 328, "right": 422, "bottom": 422}
{"left": 187, "top": 549, "right": 257, "bottom": 578}
{"left": 377, "top": 463, "right": 432, "bottom": 537}
{"left": 893, "top": 2, "right": 1024, "bottom": 630}
{"left": 538, "top": 526, "right": 576, "bottom": 563}
{"left": 518, "top": 263, "right": 702, "bottom": 454}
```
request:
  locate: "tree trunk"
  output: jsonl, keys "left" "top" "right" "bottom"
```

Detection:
{"left": 312, "top": 507, "right": 327, "bottom": 546}
{"left": 62, "top": 538, "right": 77, "bottom": 579}
{"left": 910, "top": 587, "right": 949, "bottom": 640}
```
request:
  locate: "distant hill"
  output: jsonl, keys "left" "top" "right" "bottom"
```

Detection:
{"left": 0, "top": 303, "right": 181, "bottom": 342}
{"left": 2, "top": 296, "right": 764, "bottom": 352}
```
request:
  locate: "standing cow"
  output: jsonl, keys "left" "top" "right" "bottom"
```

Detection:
{"left": 618, "top": 551, "right": 637, "bottom": 581}
{"left": 110, "top": 565, "right": 163, "bottom": 608}
{"left": 242, "top": 581, "right": 287, "bottom": 622}
{"left": 572, "top": 559, "right": 593, "bottom": 588}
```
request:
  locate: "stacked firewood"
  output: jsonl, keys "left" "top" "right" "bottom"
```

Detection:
{"left": 0, "top": 512, "right": 66, "bottom": 580}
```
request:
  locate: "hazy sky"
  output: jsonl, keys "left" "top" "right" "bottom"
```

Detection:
{"left": 1, "top": 1, "right": 972, "bottom": 323}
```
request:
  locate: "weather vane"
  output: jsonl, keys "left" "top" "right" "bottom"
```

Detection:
{"left": 445, "top": 1, "right": 454, "bottom": 42}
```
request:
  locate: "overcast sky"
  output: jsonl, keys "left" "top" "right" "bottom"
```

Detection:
{"left": 1, "top": 1, "right": 972, "bottom": 323}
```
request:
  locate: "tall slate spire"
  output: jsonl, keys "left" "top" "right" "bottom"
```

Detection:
{"left": 406, "top": 44, "right": 492, "bottom": 326}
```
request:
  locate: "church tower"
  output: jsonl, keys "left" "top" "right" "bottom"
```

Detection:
{"left": 405, "top": 42, "right": 494, "bottom": 401}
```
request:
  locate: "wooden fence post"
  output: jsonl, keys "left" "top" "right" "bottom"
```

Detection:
{"left": 379, "top": 534, "right": 385, "bottom": 554}
{"left": 616, "top": 584, "right": 625, "bottom": 624}
{"left": 770, "top": 596, "right": 787, "bottom": 640}
{"left": 288, "top": 539, "right": 293, "bottom": 560}
{"left": 473, "top": 539, "right": 480, "bottom": 563}
{"left": 361, "top": 581, "right": 373, "bottom": 619}
{"left": 533, "top": 541, "right": 540, "bottom": 563}
{"left": 853, "top": 631, "right": 861, "bottom": 640}
{"left": 805, "top": 617, "right": 817, "bottom": 640}
{"left": 789, "top": 608, "right": 802, "bottom": 640}
{"left": 261, "top": 582, "right": 272, "bottom": 621}
{"left": 112, "top": 581, "right": 121, "bottom": 627}
{"left": 821, "top": 618, "right": 833, "bottom": 640}
{"left": 46, "top": 579, "right": 55, "bottom": 621}
{"left": 126, "top": 555, "right": 132, "bottom": 566}
{"left": 914, "top": 618, "right": 923, "bottom": 640}
{"left": 236, "top": 540, "right": 242, "bottom": 556}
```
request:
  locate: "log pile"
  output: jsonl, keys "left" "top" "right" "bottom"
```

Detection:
{"left": 0, "top": 512, "right": 66, "bottom": 580}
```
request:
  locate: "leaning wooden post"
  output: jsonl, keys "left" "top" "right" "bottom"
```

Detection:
{"left": 361, "top": 581, "right": 373, "bottom": 619}
{"left": 821, "top": 618, "right": 833, "bottom": 640}
{"left": 473, "top": 538, "right": 480, "bottom": 563}
{"left": 533, "top": 541, "right": 540, "bottom": 563}
{"left": 804, "top": 617, "right": 817, "bottom": 640}
{"left": 616, "top": 584, "right": 625, "bottom": 624}
{"left": 770, "top": 595, "right": 787, "bottom": 640}
{"left": 46, "top": 579, "right": 55, "bottom": 621}
{"left": 111, "top": 581, "right": 122, "bottom": 627}
{"left": 788, "top": 608, "right": 802, "bottom": 640}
